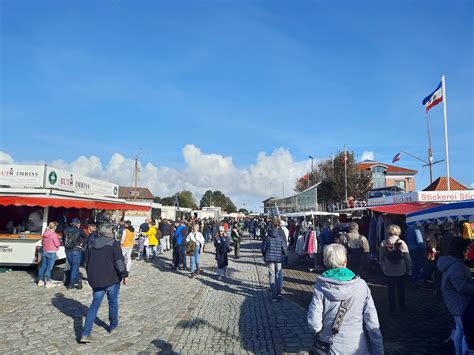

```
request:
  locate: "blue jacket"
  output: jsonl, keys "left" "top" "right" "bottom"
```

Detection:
{"left": 175, "top": 225, "right": 187, "bottom": 246}
{"left": 262, "top": 229, "right": 287, "bottom": 263}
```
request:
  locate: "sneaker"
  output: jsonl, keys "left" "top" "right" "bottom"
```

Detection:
{"left": 76, "top": 281, "right": 83, "bottom": 290}
{"left": 190, "top": 273, "right": 195, "bottom": 279}
{"left": 79, "top": 335, "right": 94, "bottom": 343}
{"left": 37, "top": 280, "right": 45, "bottom": 287}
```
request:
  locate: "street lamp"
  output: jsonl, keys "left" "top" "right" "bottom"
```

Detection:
{"left": 308, "top": 155, "right": 314, "bottom": 187}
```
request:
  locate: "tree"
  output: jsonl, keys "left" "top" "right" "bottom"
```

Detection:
{"left": 199, "top": 190, "right": 214, "bottom": 208}
{"left": 238, "top": 208, "right": 249, "bottom": 215}
{"left": 160, "top": 196, "right": 175, "bottom": 206}
{"left": 198, "top": 190, "right": 237, "bottom": 213}
{"left": 294, "top": 151, "right": 372, "bottom": 206}
{"left": 176, "top": 190, "right": 197, "bottom": 209}
{"left": 153, "top": 197, "right": 162, "bottom": 203}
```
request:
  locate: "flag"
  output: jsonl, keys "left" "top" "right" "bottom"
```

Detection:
{"left": 392, "top": 153, "right": 401, "bottom": 163}
{"left": 301, "top": 173, "right": 309, "bottom": 181}
{"left": 174, "top": 195, "right": 180, "bottom": 210}
{"left": 341, "top": 149, "right": 348, "bottom": 163}
{"left": 422, "top": 82, "right": 443, "bottom": 112}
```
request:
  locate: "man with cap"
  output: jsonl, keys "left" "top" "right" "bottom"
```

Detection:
{"left": 63, "top": 218, "right": 86, "bottom": 289}
{"left": 80, "top": 223, "right": 128, "bottom": 343}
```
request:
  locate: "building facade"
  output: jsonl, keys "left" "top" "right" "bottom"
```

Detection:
{"left": 263, "top": 184, "right": 319, "bottom": 214}
{"left": 357, "top": 160, "right": 417, "bottom": 192}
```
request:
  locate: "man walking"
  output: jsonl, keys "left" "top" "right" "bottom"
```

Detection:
{"left": 262, "top": 217, "right": 287, "bottom": 301}
{"left": 80, "top": 223, "right": 128, "bottom": 343}
{"left": 173, "top": 220, "right": 188, "bottom": 270}
{"left": 159, "top": 219, "right": 172, "bottom": 252}
{"left": 231, "top": 224, "right": 241, "bottom": 259}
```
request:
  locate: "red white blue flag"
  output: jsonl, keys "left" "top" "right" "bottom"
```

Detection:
{"left": 422, "top": 82, "right": 443, "bottom": 112}
{"left": 392, "top": 153, "right": 400, "bottom": 163}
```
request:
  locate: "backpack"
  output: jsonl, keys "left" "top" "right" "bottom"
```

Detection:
{"left": 186, "top": 240, "right": 197, "bottom": 254}
{"left": 64, "top": 227, "right": 81, "bottom": 249}
{"left": 386, "top": 239, "right": 403, "bottom": 264}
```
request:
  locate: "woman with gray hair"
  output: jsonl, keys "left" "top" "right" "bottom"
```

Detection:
{"left": 307, "top": 244, "right": 383, "bottom": 354}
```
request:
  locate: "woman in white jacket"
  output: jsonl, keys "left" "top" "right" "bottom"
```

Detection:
{"left": 187, "top": 224, "right": 205, "bottom": 278}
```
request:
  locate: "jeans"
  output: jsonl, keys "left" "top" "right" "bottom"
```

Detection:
{"left": 66, "top": 250, "right": 82, "bottom": 287}
{"left": 82, "top": 283, "right": 120, "bottom": 336}
{"left": 452, "top": 316, "right": 470, "bottom": 355}
{"left": 268, "top": 262, "right": 283, "bottom": 299}
{"left": 164, "top": 235, "right": 170, "bottom": 250}
{"left": 234, "top": 240, "right": 240, "bottom": 258}
{"left": 178, "top": 245, "right": 187, "bottom": 268}
{"left": 386, "top": 275, "right": 406, "bottom": 312}
{"left": 149, "top": 245, "right": 158, "bottom": 258}
{"left": 122, "top": 247, "right": 133, "bottom": 272}
{"left": 410, "top": 248, "right": 424, "bottom": 281}
{"left": 38, "top": 251, "right": 57, "bottom": 282}
{"left": 190, "top": 244, "right": 201, "bottom": 273}
{"left": 159, "top": 238, "right": 166, "bottom": 253}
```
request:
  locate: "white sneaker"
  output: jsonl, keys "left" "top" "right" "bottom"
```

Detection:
{"left": 37, "top": 280, "right": 45, "bottom": 287}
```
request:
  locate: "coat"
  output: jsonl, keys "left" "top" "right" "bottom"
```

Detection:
{"left": 262, "top": 229, "right": 287, "bottom": 263}
{"left": 379, "top": 236, "right": 412, "bottom": 277}
{"left": 437, "top": 255, "right": 474, "bottom": 316}
{"left": 307, "top": 273, "right": 384, "bottom": 355}
{"left": 214, "top": 236, "right": 229, "bottom": 269}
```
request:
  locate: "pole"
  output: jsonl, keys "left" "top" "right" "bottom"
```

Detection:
{"left": 344, "top": 145, "right": 348, "bottom": 202}
{"left": 441, "top": 74, "right": 450, "bottom": 190}
{"left": 134, "top": 157, "right": 138, "bottom": 200}
{"left": 425, "top": 113, "right": 434, "bottom": 183}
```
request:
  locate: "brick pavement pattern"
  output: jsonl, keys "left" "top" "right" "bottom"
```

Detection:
{"left": 0, "top": 236, "right": 314, "bottom": 354}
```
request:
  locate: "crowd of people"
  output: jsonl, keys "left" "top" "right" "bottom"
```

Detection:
{"left": 35, "top": 212, "right": 473, "bottom": 353}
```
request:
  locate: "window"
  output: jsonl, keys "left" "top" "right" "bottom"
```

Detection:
{"left": 395, "top": 180, "right": 406, "bottom": 191}
{"left": 371, "top": 166, "right": 386, "bottom": 189}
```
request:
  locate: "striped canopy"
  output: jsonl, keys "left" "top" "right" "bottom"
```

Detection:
{"left": 406, "top": 200, "right": 474, "bottom": 226}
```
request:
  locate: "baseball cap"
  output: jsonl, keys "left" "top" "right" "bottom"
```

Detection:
{"left": 71, "top": 218, "right": 81, "bottom": 224}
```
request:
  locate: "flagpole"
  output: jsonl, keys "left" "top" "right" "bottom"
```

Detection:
{"left": 441, "top": 74, "right": 450, "bottom": 190}
{"left": 425, "top": 113, "right": 434, "bottom": 184}
{"left": 344, "top": 145, "right": 348, "bottom": 202}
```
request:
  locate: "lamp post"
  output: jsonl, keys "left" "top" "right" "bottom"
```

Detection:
{"left": 308, "top": 155, "right": 314, "bottom": 187}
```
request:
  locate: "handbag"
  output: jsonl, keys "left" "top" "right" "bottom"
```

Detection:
{"left": 186, "top": 240, "right": 196, "bottom": 254}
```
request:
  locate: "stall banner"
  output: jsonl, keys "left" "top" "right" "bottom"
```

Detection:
{"left": 368, "top": 190, "right": 474, "bottom": 206}
{"left": 0, "top": 164, "right": 45, "bottom": 188}
{"left": 45, "top": 166, "right": 119, "bottom": 198}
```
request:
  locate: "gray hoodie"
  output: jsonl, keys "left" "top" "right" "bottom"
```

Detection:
{"left": 437, "top": 256, "right": 474, "bottom": 316}
{"left": 307, "top": 275, "right": 384, "bottom": 355}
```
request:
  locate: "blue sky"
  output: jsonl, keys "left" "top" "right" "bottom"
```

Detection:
{"left": 0, "top": 0, "right": 473, "bottom": 208}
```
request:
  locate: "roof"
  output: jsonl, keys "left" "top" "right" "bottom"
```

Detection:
{"left": 406, "top": 200, "right": 474, "bottom": 226}
{"left": 357, "top": 160, "right": 417, "bottom": 175}
{"left": 423, "top": 177, "right": 468, "bottom": 191}
{"left": 118, "top": 186, "right": 154, "bottom": 200}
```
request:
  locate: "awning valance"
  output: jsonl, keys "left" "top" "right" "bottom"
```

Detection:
{"left": 368, "top": 202, "right": 440, "bottom": 215}
{"left": 0, "top": 196, "right": 150, "bottom": 211}
{"left": 406, "top": 200, "right": 474, "bottom": 226}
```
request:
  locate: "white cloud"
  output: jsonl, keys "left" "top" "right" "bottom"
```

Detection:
{"left": 361, "top": 151, "right": 375, "bottom": 161}
{"left": 0, "top": 152, "right": 14, "bottom": 164}
{"left": 0, "top": 146, "right": 310, "bottom": 211}
{"left": 470, "top": 183, "right": 474, "bottom": 189}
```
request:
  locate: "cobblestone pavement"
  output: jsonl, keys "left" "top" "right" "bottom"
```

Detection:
{"left": 0, "top": 236, "right": 313, "bottom": 354}
{"left": 282, "top": 247, "right": 455, "bottom": 355}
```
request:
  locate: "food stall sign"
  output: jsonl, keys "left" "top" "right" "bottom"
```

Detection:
{"left": 368, "top": 190, "right": 474, "bottom": 206}
{"left": 45, "top": 166, "right": 119, "bottom": 198}
{"left": 0, "top": 164, "right": 45, "bottom": 188}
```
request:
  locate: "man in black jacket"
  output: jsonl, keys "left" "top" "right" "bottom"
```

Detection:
{"left": 80, "top": 223, "right": 128, "bottom": 343}
{"left": 63, "top": 218, "right": 86, "bottom": 289}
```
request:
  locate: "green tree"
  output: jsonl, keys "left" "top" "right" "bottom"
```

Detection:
{"left": 160, "top": 196, "right": 175, "bottom": 206}
{"left": 199, "top": 190, "right": 214, "bottom": 208}
{"left": 238, "top": 208, "right": 249, "bottom": 215}
{"left": 176, "top": 190, "right": 197, "bottom": 209}
{"left": 295, "top": 151, "right": 372, "bottom": 205}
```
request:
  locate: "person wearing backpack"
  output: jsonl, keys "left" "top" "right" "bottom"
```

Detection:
{"left": 346, "top": 222, "right": 370, "bottom": 276}
{"left": 379, "top": 224, "right": 412, "bottom": 314}
{"left": 63, "top": 218, "right": 86, "bottom": 290}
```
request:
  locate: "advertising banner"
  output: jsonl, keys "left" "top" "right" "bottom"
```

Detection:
{"left": 45, "top": 166, "right": 118, "bottom": 198}
{"left": 0, "top": 165, "right": 45, "bottom": 188}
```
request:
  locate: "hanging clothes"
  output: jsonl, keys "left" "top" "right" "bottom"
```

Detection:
{"left": 295, "top": 234, "right": 305, "bottom": 255}
{"left": 307, "top": 230, "right": 317, "bottom": 254}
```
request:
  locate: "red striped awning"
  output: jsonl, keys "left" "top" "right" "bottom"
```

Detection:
{"left": 368, "top": 202, "right": 441, "bottom": 215}
{"left": 0, "top": 196, "right": 150, "bottom": 211}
